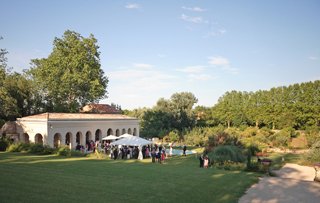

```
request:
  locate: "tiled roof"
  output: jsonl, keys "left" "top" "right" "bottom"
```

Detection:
{"left": 79, "top": 104, "right": 121, "bottom": 114}
{"left": 18, "top": 113, "right": 136, "bottom": 120}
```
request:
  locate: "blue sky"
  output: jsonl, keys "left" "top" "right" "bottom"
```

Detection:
{"left": 1, "top": 0, "right": 320, "bottom": 109}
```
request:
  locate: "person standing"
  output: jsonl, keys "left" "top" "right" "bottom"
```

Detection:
{"left": 199, "top": 154, "right": 204, "bottom": 168}
{"left": 204, "top": 156, "right": 209, "bottom": 168}
{"left": 169, "top": 144, "right": 173, "bottom": 157}
{"left": 183, "top": 145, "right": 187, "bottom": 156}
{"left": 151, "top": 148, "right": 156, "bottom": 163}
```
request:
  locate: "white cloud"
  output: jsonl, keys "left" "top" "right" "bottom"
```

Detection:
{"left": 208, "top": 56, "right": 230, "bottom": 66}
{"left": 182, "top": 6, "right": 206, "bottom": 12}
{"left": 176, "top": 65, "right": 206, "bottom": 73}
{"left": 176, "top": 65, "right": 215, "bottom": 81}
{"left": 308, "top": 56, "right": 318, "bottom": 60}
{"left": 208, "top": 56, "right": 238, "bottom": 75}
{"left": 180, "top": 14, "right": 208, "bottom": 24}
{"left": 125, "top": 3, "right": 140, "bottom": 9}
{"left": 108, "top": 65, "right": 175, "bottom": 90}
{"left": 188, "top": 73, "right": 213, "bottom": 81}
{"left": 205, "top": 28, "right": 227, "bottom": 38}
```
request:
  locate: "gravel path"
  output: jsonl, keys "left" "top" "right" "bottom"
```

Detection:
{"left": 239, "top": 163, "right": 320, "bottom": 203}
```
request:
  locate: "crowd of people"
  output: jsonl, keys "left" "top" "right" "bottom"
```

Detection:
{"left": 75, "top": 141, "right": 207, "bottom": 167}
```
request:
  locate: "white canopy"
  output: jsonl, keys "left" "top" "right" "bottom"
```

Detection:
{"left": 111, "top": 136, "right": 152, "bottom": 146}
{"left": 119, "top": 133, "right": 133, "bottom": 138}
{"left": 102, "top": 135, "right": 118, "bottom": 140}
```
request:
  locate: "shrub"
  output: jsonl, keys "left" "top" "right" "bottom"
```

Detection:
{"left": 215, "top": 160, "right": 246, "bottom": 171}
{"left": 70, "top": 150, "right": 86, "bottom": 157}
{"left": 208, "top": 145, "right": 245, "bottom": 165}
{"left": 305, "top": 126, "right": 320, "bottom": 147}
{"left": 305, "top": 141, "right": 320, "bottom": 163}
{"left": 29, "top": 143, "right": 45, "bottom": 154}
{"left": 241, "top": 127, "right": 258, "bottom": 137}
{"left": 57, "top": 146, "right": 71, "bottom": 156}
{"left": 0, "top": 138, "right": 9, "bottom": 151}
{"left": 168, "top": 130, "right": 180, "bottom": 143}
{"left": 7, "top": 142, "right": 30, "bottom": 152}
{"left": 184, "top": 127, "right": 212, "bottom": 146}
{"left": 42, "top": 145, "right": 55, "bottom": 155}
{"left": 270, "top": 128, "right": 292, "bottom": 147}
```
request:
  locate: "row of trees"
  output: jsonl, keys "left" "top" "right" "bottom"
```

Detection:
{"left": 199, "top": 81, "right": 320, "bottom": 130}
{"left": 125, "top": 80, "right": 320, "bottom": 140}
{"left": 0, "top": 31, "right": 108, "bottom": 124}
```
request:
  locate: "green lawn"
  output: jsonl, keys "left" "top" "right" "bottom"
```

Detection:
{"left": 0, "top": 152, "right": 259, "bottom": 203}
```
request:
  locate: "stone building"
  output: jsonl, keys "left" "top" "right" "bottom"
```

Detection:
{"left": 15, "top": 112, "right": 139, "bottom": 149}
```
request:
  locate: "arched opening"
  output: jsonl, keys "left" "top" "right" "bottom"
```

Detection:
{"left": 107, "top": 128, "right": 113, "bottom": 136}
{"left": 116, "top": 129, "right": 120, "bottom": 136}
{"left": 65, "top": 132, "right": 73, "bottom": 148}
{"left": 53, "top": 133, "right": 61, "bottom": 148}
{"left": 133, "top": 128, "right": 137, "bottom": 136}
{"left": 35, "top": 134, "right": 43, "bottom": 144}
{"left": 122, "top": 128, "right": 126, "bottom": 135}
{"left": 85, "top": 131, "right": 92, "bottom": 149}
{"left": 76, "top": 132, "right": 83, "bottom": 145}
{"left": 23, "top": 133, "right": 29, "bottom": 144}
{"left": 85, "top": 131, "right": 92, "bottom": 142}
{"left": 128, "top": 128, "right": 132, "bottom": 135}
{"left": 95, "top": 129, "right": 102, "bottom": 141}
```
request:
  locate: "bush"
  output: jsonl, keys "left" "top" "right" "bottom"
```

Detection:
{"left": 207, "top": 132, "right": 241, "bottom": 150}
{"left": 241, "top": 127, "right": 258, "bottom": 137}
{"left": 270, "top": 128, "right": 292, "bottom": 147}
{"left": 7, "top": 142, "right": 30, "bottom": 152}
{"left": 42, "top": 145, "right": 56, "bottom": 155}
{"left": 71, "top": 150, "right": 86, "bottom": 157}
{"left": 208, "top": 145, "right": 245, "bottom": 165}
{"left": 0, "top": 138, "right": 9, "bottom": 151}
{"left": 29, "top": 143, "right": 45, "bottom": 154}
{"left": 57, "top": 146, "right": 71, "bottom": 156}
{"left": 305, "top": 126, "right": 320, "bottom": 147}
{"left": 214, "top": 161, "right": 246, "bottom": 171}
{"left": 306, "top": 141, "right": 320, "bottom": 163}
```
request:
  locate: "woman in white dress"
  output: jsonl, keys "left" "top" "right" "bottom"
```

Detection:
{"left": 169, "top": 145, "right": 173, "bottom": 157}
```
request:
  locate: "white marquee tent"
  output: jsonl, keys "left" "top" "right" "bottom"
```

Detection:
{"left": 102, "top": 135, "right": 118, "bottom": 140}
{"left": 111, "top": 136, "right": 152, "bottom": 146}
{"left": 119, "top": 133, "right": 133, "bottom": 138}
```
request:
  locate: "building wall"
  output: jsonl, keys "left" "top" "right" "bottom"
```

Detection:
{"left": 16, "top": 119, "right": 48, "bottom": 144}
{"left": 16, "top": 119, "right": 139, "bottom": 149}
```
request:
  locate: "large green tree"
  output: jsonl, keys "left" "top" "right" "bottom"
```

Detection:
{"left": 139, "top": 92, "right": 198, "bottom": 138}
{"left": 29, "top": 30, "right": 108, "bottom": 112}
{"left": 0, "top": 39, "right": 19, "bottom": 121}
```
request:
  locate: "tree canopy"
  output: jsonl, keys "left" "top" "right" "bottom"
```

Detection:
{"left": 28, "top": 30, "right": 108, "bottom": 112}
{"left": 134, "top": 92, "right": 198, "bottom": 138}
{"left": 212, "top": 81, "right": 320, "bottom": 129}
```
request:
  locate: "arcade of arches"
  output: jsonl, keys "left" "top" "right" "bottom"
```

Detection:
{"left": 15, "top": 112, "right": 140, "bottom": 149}
{"left": 21, "top": 127, "right": 138, "bottom": 149}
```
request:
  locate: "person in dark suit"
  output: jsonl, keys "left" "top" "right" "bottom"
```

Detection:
{"left": 199, "top": 154, "right": 204, "bottom": 168}
{"left": 183, "top": 145, "right": 187, "bottom": 156}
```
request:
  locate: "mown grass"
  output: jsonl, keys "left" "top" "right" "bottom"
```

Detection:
{"left": 0, "top": 152, "right": 259, "bottom": 203}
